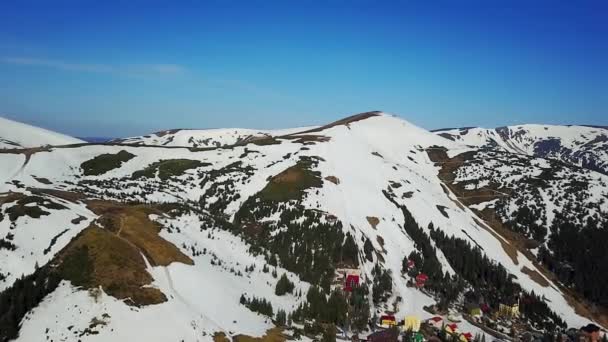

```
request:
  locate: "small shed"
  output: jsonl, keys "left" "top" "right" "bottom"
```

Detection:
{"left": 427, "top": 316, "right": 443, "bottom": 330}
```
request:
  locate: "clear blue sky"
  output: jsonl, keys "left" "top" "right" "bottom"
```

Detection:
{"left": 0, "top": 1, "right": 606, "bottom": 137}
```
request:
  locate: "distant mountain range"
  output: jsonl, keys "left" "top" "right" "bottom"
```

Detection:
{"left": 77, "top": 137, "right": 114, "bottom": 143}
{"left": 0, "top": 113, "right": 606, "bottom": 341}
{"left": 434, "top": 124, "right": 608, "bottom": 175}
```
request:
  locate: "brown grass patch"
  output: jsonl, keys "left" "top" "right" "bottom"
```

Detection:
{"left": 0, "top": 192, "right": 25, "bottom": 205}
{"left": 284, "top": 111, "right": 380, "bottom": 135}
{"left": 366, "top": 216, "right": 380, "bottom": 229}
{"left": 324, "top": 176, "right": 340, "bottom": 185}
{"left": 30, "top": 188, "right": 87, "bottom": 202}
{"left": 233, "top": 328, "right": 286, "bottom": 342}
{"left": 55, "top": 224, "right": 167, "bottom": 306}
{"left": 521, "top": 266, "right": 550, "bottom": 287}
{"left": 51, "top": 200, "right": 193, "bottom": 306}
{"left": 86, "top": 200, "right": 193, "bottom": 267}
{"left": 283, "top": 135, "right": 330, "bottom": 144}
{"left": 213, "top": 332, "right": 231, "bottom": 342}
{"left": 258, "top": 159, "right": 322, "bottom": 202}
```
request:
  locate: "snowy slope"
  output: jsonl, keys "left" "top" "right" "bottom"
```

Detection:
{"left": 0, "top": 116, "right": 84, "bottom": 149}
{"left": 1, "top": 113, "right": 606, "bottom": 342}
{"left": 435, "top": 124, "right": 608, "bottom": 174}
{"left": 113, "top": 126, "right": 317, "bottom": 148}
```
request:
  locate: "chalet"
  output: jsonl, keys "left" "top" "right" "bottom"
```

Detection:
{"left": 334, "top": 268, "right": 361, "bottom": 290}
{"left": 344, "top": 274, "right": 360, "bottom": 292}
{"left": 459, "top": 332, "right": 473, "bottom": 342}
{"left": 403, "top": 315, "right": 421, "bottom": 332}
{"left": 499, "top": 303, "right": 520, "bottom": 318}
{"left": 380, "top": 315, "right": 397, "bottom": 328}
{"left": 415, "top": 273, "right": 428, "bottom": 288}
{"left": 366, "top": 329, "right": 398, "bottom": 342}
{"left": 427, "top": 316, "right": 443, "bottom": 330}
{"left": 445, "top": 323, "right": 459, "bottom": 334}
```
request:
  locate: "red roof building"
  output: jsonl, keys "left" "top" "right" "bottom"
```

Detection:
{"left": 445, "top": 323, "right": 459, "bottom": 334}
{"left": 427, "top": 316, "right": 443, "bottom": 329}
{"left": 407, "top": 259, "right": 416, "bottom": 270}
{"left": 344, "top": 274, "right": 360, "bottom": 292}
{"left": 461, "top": 333, "right": 473, "bottom": 341}
{"left": 415, "top": 273, "right": 429, "bottom": 287}
{"left": 380, "top": 314, "right": 396, "bottom": 322}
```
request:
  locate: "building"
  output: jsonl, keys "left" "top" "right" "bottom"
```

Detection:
{"left": 380, "top": 315, "right": 397, "bottom": 328}
{"left": 415, "top": 273, "right": 428, "bottom": 288}
{"left": 499, "top": 303, "right": 520, "bottom": 318}
{"left": 445, "top": 323, "right": 459, "bottom": 334}
{"left": 403, "top": 316, "right": 421, "bottom": 332}
{"left": 406, "top": 259, "right": 416, "bottom": 270}
{"left": 427, "top": 316, "right": 443, "bottom": 330}
{"left": 459, "top": 332, "right": 473, "bottom": 342}
{"left": 344, "top": 274, "right": 360, "bottom": 292}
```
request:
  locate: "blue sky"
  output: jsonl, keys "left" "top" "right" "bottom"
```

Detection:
{"left": 0, "top": 1, "right": 606, "bottom": 137}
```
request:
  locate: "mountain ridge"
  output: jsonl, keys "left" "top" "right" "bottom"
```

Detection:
{"left": 0, "top": 113, "right": 607, "bottom": 341}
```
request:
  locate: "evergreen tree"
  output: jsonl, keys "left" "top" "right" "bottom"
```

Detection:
{"left": 275, "top": 309, "right": 287, "bottom": 326}
{"left": 275, "top": 274, "right": 295, "bottom": 296}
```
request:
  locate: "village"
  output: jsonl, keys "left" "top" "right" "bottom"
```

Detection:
{"left": 329, "top": 260, "right": 606, "bottom": 342}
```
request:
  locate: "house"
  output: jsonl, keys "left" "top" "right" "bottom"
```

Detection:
{"left": 445, "top": 323, "right": 459, "bottom": 334}
{"left": 406, "top": 259, "right": 416, "bottom": 270}
{"left": 470, "top": 308, "right": 483, "bottom": 320}
{"left": 403, "top": 316, "right": 421, "bottom": 332}
{"left": 580, "top": 324, "right": 601, "bottom": 342}
{"left": 366, "top": 329, "right": 398, "bottom": 342}
{"left": 380, "top": 315, "right": 397, "bottom": 328}
{"left": 459, "top": 333, "right": 473, "bottom": 342}
{"left": 415, "top": 273, "right": 428, "bottom": 288}
{"left": 499, "top": 303, "right": 520, "bottom": 318}
{"left": 427, "top": 316, "right": 443, "bottom": 330}
{"left": 344, "top": 274, "right": 360, "bottom": 292}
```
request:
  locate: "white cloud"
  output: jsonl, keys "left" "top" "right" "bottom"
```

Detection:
{"left": 1, "top": 57, "right": 186, "bottom": 76}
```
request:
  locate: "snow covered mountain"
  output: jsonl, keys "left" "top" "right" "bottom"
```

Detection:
{"left": 1, "top": 112, "right": 607, "bottom": 342}
{"left": 0, "top": 116, "right": 84, "bottom": 149}
{"left": 434, "top": 125, "right": 608, "bottom": 175}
